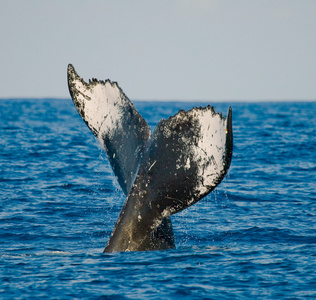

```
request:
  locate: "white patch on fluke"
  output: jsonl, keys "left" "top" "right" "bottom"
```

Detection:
{"left": 71, "top": 77, "right": 125, "bottom": 144}
{"left": 192, "top": 108, "right": 227, "bottom": 194}
{"left": 185, "top": 157, "right": 191, "bottom": 170}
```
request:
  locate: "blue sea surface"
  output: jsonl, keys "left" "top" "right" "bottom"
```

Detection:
{"left": 0, "top": 99, "right": 315, "bottom": 299}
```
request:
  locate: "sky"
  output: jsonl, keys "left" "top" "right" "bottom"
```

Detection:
{"left": 1, "top": 0, "right": 315, "bottom": 101}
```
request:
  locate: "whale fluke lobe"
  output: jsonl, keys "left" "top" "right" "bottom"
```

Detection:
{"left": 68, "top": 64, "right": 150, "bottom": 195}
{"left": 67, "top": 64, "right": 233, "bottom": 253}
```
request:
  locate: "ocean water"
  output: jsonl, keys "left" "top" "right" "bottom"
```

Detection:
{"left": 0, "top": 99, "right": 315, "bottom": 299}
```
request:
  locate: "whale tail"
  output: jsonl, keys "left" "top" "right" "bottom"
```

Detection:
{"left": 67, "top": 64, "right": 233, "bottom": 252}
{"left": 104, "top": 105, "right": 232, "bottom": 252}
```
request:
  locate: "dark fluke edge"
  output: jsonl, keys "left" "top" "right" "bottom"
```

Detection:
{"left": 67, "top": 64, "right": 233, "bottom": 252}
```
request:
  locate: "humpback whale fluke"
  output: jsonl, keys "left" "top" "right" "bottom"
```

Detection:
{"left": 67, "top": 64, "right": 233, "bottom": 252}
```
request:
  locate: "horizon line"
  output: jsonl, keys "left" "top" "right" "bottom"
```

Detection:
{"left": 0, "top": 97, "right": 315, "bottom": 103}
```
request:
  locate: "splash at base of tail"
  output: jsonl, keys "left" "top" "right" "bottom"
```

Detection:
{"left": 67, "top": 64, "right": 233, "bottom": 252}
